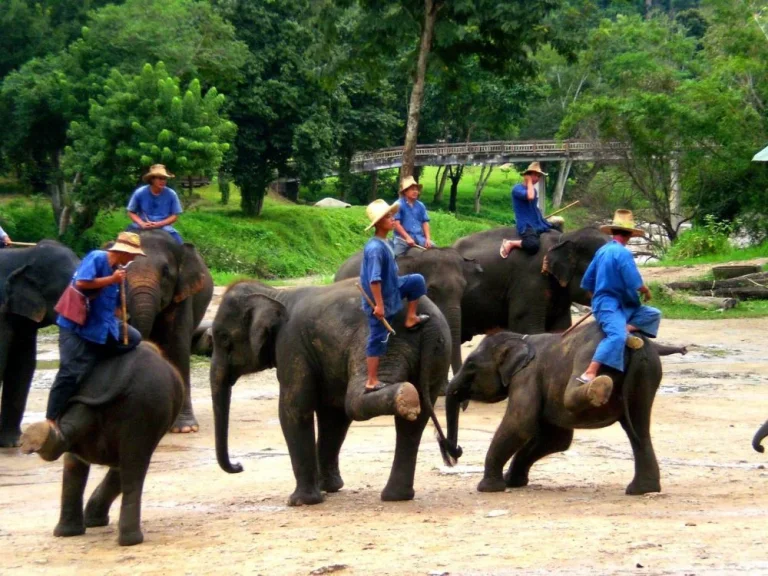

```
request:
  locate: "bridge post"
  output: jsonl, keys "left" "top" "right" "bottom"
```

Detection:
{"left": 553, "top": 159, "right": 572, "bottom": 209}
{"left": 538, "top": 169, "right": 547, "bottom": 213}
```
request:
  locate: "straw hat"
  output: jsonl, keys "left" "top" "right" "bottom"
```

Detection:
{"left": 523, "top": 162, "right": 548, "bottom": 176}
{"left": 364, "top": 199, "right": 399, "bottom": 231}
{"left": 108, "top": 232, "right": 146, "bottom": 256}
{"left": 398, "top": 175, "right": 423, "bottom": 195}
{"left": 600, "top": 209, "right": 645, "bottom": 238}
{"left": 142, "top": 164, "right": 175, "bottom": 183}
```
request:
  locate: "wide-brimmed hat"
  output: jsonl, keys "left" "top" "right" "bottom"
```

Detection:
{"left": 142, "top": 164, "right": 175, "bottom": 183}
{"left": 108, "top": 232, "right": 146, "bottom": 256}
{"left": 364, "top": 199, "right": 399, "bottom": 231}
{"left": 600, "top": 209, "right": 645, "bottom": 238}
{"left": 523, "top": 162, "right": 548, "bottom": 176}
{"left": 398, "top": 175, "right": 423, "bottom": 195}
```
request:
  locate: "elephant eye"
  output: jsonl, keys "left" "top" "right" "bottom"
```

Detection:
{"left": 162, "top": 264, "right": 171, "bottom": 278}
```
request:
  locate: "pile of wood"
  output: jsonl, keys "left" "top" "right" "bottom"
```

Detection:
{"left": 663, "top": 270, "right": 768, "bottom": 310}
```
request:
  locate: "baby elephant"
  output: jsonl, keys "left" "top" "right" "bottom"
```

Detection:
{"left": 21, "top": 343, "right": 183, "bottom": 546}
{"left": 445, "top": 323, "right": 676, "bottom": 496}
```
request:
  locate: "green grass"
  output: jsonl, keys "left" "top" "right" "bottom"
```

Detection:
{"left": 652, "top": 242, "right": 768, "bottom": 267}
{"left": 649, "top": 281, "right": 768, "bottom": 319}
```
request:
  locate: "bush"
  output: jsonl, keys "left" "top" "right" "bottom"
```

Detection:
{"left": 664, "top": 215, "right": 734, "bottom": 260}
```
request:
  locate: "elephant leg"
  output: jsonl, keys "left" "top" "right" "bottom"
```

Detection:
{"left": 478, "top": 393, "right": 537, "bottom": 493}
{"left": 504, "top": 423, "right": 574, "bottom": 488}
{"left": 54, "top": 453, "right": 89, "bottom": 537}
{"left": 155, "top": 313, "right": 198, "bottom": 434}
{"left": 381, "top": 406, "right": 430, "bottom": 502}
{"left": 620, "top": 380, "right": 661, "bottom": 495}
{"left": 316, "top": 405, "right": 351, "bottom": 493}
{"left": 0, "top": 332, "right": 36, "bottom": 447}
{"left": 84, "top": 468, "right": 122, "bottom": 527}
{"left": 279, "top": 373, "right": 323, "bottom": 507}
{"left": 117, "top": 454, "right": 151, "bottom": 546}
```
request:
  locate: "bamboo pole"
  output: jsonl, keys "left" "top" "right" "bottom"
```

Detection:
{"left": 561, "top": 310, "right": 593, "bottom": 338}
{"left": 8, "top": 241, "right": 37, "bottom": 247}
{"left": 545, "top": 200, "right": 580, "bottom": 219}
{"left": 121, "top": 276, "right": 128, "bottom": 345}
{"left": 355, "top": 282, "right": 396, "bottom": 336}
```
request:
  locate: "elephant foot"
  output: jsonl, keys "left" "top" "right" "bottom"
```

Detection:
{"left": 19, "top": 421, "right": 64, "bottom": 461}
{"left": 0, "top": 430, "right": 21, "bottom": 448}
{"left": 381, "top": 483, "right": 415, "bottom": 502}
{"left": 586, "top": 375, "right": 614, "bottom": 407}
{"left": 504, "top": 471, "right": 529, "bottom": 488}
{"left": 170, "top": 413, "right": 199, "bottom": 434}
{"left": 394, "top": 383, "right": 421, "bottom": 422}
{"left": 84, "top": 513, "right": 110, "bottom": 528}
{"left": 54, "top": 522, "right": 86, "bottom": 538}
{"left": 119, "top": 529, "right": 144, "bottom": 547}
{"left": 477, "top": 476, "right": 507, "bottom": 493}
{"left": 288, "top": 487, "right": 325, "bottom": 507}
{"left": 626, "top": 479, "right": 661, "bottom": 496}
{"left": 319, "top": 473, "right": 344, "bottom": 493}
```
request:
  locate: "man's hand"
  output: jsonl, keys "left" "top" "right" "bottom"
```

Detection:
{"left": 424, "top": 239, "right": 433, "bottom": 248}
{"left": 640, "top": 286, "right": 652, "bottom": 302}
{"left": 112, "top": 269, "right": 127, "bottom": 284}
{"left": 2, "top": 235, "right": 10, "bottom": 245}
{"left": 373, "top": 303, "right": 385, "bottom": 319}
{"left": 405, "top": 236, "right": 416, "bottom": 247}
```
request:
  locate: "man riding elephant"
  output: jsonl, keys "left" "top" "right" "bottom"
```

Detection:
{"left": 126, "top": 164, "right": 184, "bottom": 244}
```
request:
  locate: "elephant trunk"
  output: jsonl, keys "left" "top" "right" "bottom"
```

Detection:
{"left": 445, "top": 371, "right": 471, "bottom": 449}
{"left": 128, "top": 287, "right": 160, "bottom": 338}
{"left": 446, "top": 306, "right": 463, "bottom": 375}
{"left": 210, "top": 356, "right": 243, "bottom": 473}
{"left": 752, "top": 420, "right": 768, "bottom": 453}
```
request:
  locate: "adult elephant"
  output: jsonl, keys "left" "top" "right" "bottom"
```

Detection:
{"left": 210, "top": 279, "right": 457, "bottom": 505}
{"left": 445, "top": 323, "right": 675, "bottom": 495}
{"left": 334, "top": 247, "right": 483, "bottom": 373}
{"left": 0, "top": 241, "right": 79, "bottom": 447}
{"left": 123, "top": 230, "right": 213, "bottom": 433}
{"left": 753, "top": 420, "right": 768, "bottom": 453}
{"left": 453, "top": 226, "right": 609, "bottom": 340}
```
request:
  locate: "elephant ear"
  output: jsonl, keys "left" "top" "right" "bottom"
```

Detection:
{"left": 246, "top": 294, "right": 288, "bottom": 366}
{"left": 173, "top": 243, "right": 208, "bottom": 303}
{"left": 542, "top": 240, "right": 574, "bottom": 288}
{"left": 498, "top": 337, "right": 535, "bottom": 388}
{"left": 6, "top": 264, "right": 47, "bottom": 323}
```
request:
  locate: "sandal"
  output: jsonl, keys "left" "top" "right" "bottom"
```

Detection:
{"left": 364, "top": 382, "right": 388, "bottom": 394}
{"left": 405, "top": 314, "right": 430, "bottom": 332}
{"left": 499, "top": 239, "right": 512, "bottom": 259}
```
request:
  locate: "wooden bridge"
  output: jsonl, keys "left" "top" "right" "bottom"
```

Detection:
{"left": 349, "top": 139, "right": 632, "bottom": 172}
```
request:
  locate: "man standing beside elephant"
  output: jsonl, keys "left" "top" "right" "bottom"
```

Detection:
{"left": 500, "top": 162, "right": 563, "bottom": 258}
{"left": 126, "top": 164, "right": 184, "bottom": 244}
{"left": 361, "top": 199, "right": 430, "bottom": 393}
{"left": 571, "top": 210, "right": 661, "bottom": 407}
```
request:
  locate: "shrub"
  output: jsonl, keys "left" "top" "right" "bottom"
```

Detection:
{"left": 664, "top": 215, "right": 734, "bottom": 260}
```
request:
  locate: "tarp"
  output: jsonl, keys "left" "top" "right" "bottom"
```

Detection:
{"left": 752, "top": 145, "right": 768, "bottom": 161}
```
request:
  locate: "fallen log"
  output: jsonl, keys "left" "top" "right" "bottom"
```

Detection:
{"left": 658, "top": 285, "right": 738, "bottom": 310}
{"left": 666, "top": 272, "right": 768, "bottom": 292}
{"left": 691, "top": 287, "right": 768, "bottom": 300}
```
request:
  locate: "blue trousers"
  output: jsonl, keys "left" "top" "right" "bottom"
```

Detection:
{"left": 593, "top": 304, "right": 661, "bottom": 372}
{"left": 366, "top": 273, "right": 427, "bottom": 357}
{"left": 126, "top": 223, "right": 183, "bottom": 244}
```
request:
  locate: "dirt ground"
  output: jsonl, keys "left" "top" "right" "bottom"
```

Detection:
{"left": 2, "top": 277, "right": 768, "bottom": 575}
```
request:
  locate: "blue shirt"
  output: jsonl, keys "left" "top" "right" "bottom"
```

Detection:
{"left": 511, "top": 183, "right": 553, "bottom": 235}
{"left": 360, "top": 237, "right": 403, "bottom": 317}
{"left": 57, "top": 251, "right": 121, "bottom": 344}
{"left": 127, "top": 185, "right": 183, "bottom": 223}
{"left": 581, "top": 240, "right": 644, "bottom": 312}
{"left": 394, "top": 197, "right": 430, "bottom": 246}
{"left": 0, "top": 224, "right": 7, "bottom": 240}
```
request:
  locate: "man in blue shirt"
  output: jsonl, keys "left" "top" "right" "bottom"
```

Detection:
{"left": 569, "top": 210, "right": 661, "bottom": 410}
{"left": 127, "top": 164, "right": 184, "bottom": 243}
{"left": 393, "top": 176, "right": 434, "bottom": 256}
{"left": 361, "top": 199, "right": 430, "bottom": 393}
{"left": 23, "top": 232, "right": 146, "bottom": 448}
{"left": 499, "top": 162, "right": 563, "bottom": 258}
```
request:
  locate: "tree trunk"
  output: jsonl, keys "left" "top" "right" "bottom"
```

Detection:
{"left": 645, "top": 0, "right": 653, "bottom": 19}
{"left": 368, "top": 171, "right": 379, "bottom": 203}
{"left": 400, "top": 0, "right": 439, "bottom": 181}
{"left": 666, "top": 272, "right": 768, "bottom": 292}
{"left": 669, "top": 153, "right": 681, "bottom": 233}
{"left": 473, "top": 165, "right": 493, "bottom": 214}
{"left": 434, "top": 164, "right": 449, "bottom": 205}
{"left": 240, "top": 182, "right": 266, "bottom": 216}
{"left": 553, "top": 159, "right": 572, "bottom": 209}
{"left": 433, "top": 166, "right": 442, "bottom": 202}
{"left": 691, "top": 287, "right": 768, "bottom": 300}
{"left": 537, "top": 170, "right": 547, "bottom": 213}
{"left": 447, "top": 165, "right": 464, "bottom": 213}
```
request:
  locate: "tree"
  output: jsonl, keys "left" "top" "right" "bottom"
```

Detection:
{"left": 62, "top": 62, "right": 235, "bottom": 231}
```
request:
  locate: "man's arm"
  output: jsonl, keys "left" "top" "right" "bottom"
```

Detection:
{"left": 422, "top": 222, "right": 432, "bottom": 247}
{"left": 370, "top": 281, "right": 385, "bottom": 319}
{"left": 75, "top": 269, "right": 124, "bottom": 290}
{"left": 127, "top": 211, "right": 149, "bottom": 228}
{"left": 150, "top": 214, "right": 178, "bottom": 228}
{"left": 393, "top": 221, "right": 415, "bottom": 246}
{"left": 525, "top": 175, "right": 535, "bottom": 201}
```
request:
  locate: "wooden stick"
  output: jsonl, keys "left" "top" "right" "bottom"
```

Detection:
{"left": 121, "top": 276, "right": 128, "bottom": 345}
{"left": 355, "top": 282, "right": 396, "bottom": 336}
{"left": 561, "top": 310, "right": 593, "bottom": 338}
{"left": 545, "top": 200, "right": 580, "bottom": 219}
{"left": 8, "top": 241, "right": 37, "bottom": 247}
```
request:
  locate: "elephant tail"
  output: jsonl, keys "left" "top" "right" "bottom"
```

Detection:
{"left": 752, "top": 420, "right": 768, "bottom": 453}
{"left": 621, "top": 344, "right": 646, "bottom": 446}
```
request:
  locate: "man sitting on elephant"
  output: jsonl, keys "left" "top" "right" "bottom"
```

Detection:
{"left": 361, "top": 199, "right": 430, "bottom": 393}
{"left": 393, "top": 176, "right": 434, "bottom": 256}
{"left": 33, "top": 232, "right": 146, "bottom": 440}
{"left": 500, "top": 162, "right": 563, "bottom": 258}
{"left": 571, "top": 210, "right": 661, "bottom": 406}
{"left": 126, "top": 164, "right": 183, "bottom": 244}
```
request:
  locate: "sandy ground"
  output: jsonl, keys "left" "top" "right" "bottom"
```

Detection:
{"left": 2, "top": 283, "right": 768, "bottom": 575}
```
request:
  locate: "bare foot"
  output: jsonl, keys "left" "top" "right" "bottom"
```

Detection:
{"left": 626, "top": 335, "right": 644, "bottom": 349}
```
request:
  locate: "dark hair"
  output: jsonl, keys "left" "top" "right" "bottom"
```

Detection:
{"left": 611, "top": 228, "right": 632, "bottom": 239}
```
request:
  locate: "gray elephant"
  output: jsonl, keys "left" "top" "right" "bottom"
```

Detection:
{"left": 445, "top": 323, "right": 674, "bottom": 495}
{"left": 20, "top": 342, "right": 183, "bottom": 546}
{"left": 334, "top": 247, "right": 483, "bottom": 373}
{"left": 753, "top": 421, "right": 768, "bottom": 453}
{"left": 453, "top": 226, "right": 608, "bottom": 340}
{"left": 124, "top": 230, "right": 213, "bottom": 433}
{"left": 210, "top": 279, "right": 457, "bottom": 505}
{"left": 0, "top": 240, "right": 79, "bottom": 447}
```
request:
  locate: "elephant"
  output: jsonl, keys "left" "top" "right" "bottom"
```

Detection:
{"left": 19, "top": 342, "right": 184, "bottom": 546}
{"left": 445, "top": 323, "right": 680, "bottom": 496}
{"left": 0, "top": 240, "right": 79, "bottom": 447}
{"left": 452, "top": 226, "right": 609, "bottom": 340}
{"left": 210, "top": 279, "right": 458, "bottom": 505}
{"left": 123, "top": 230, "right": 213, "bottom": 433}
{"left": 334, "top": 247, "right": 484, "bottom": 374}
{"left": 753, "top": 421, "right": 768, "bottom": 453}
